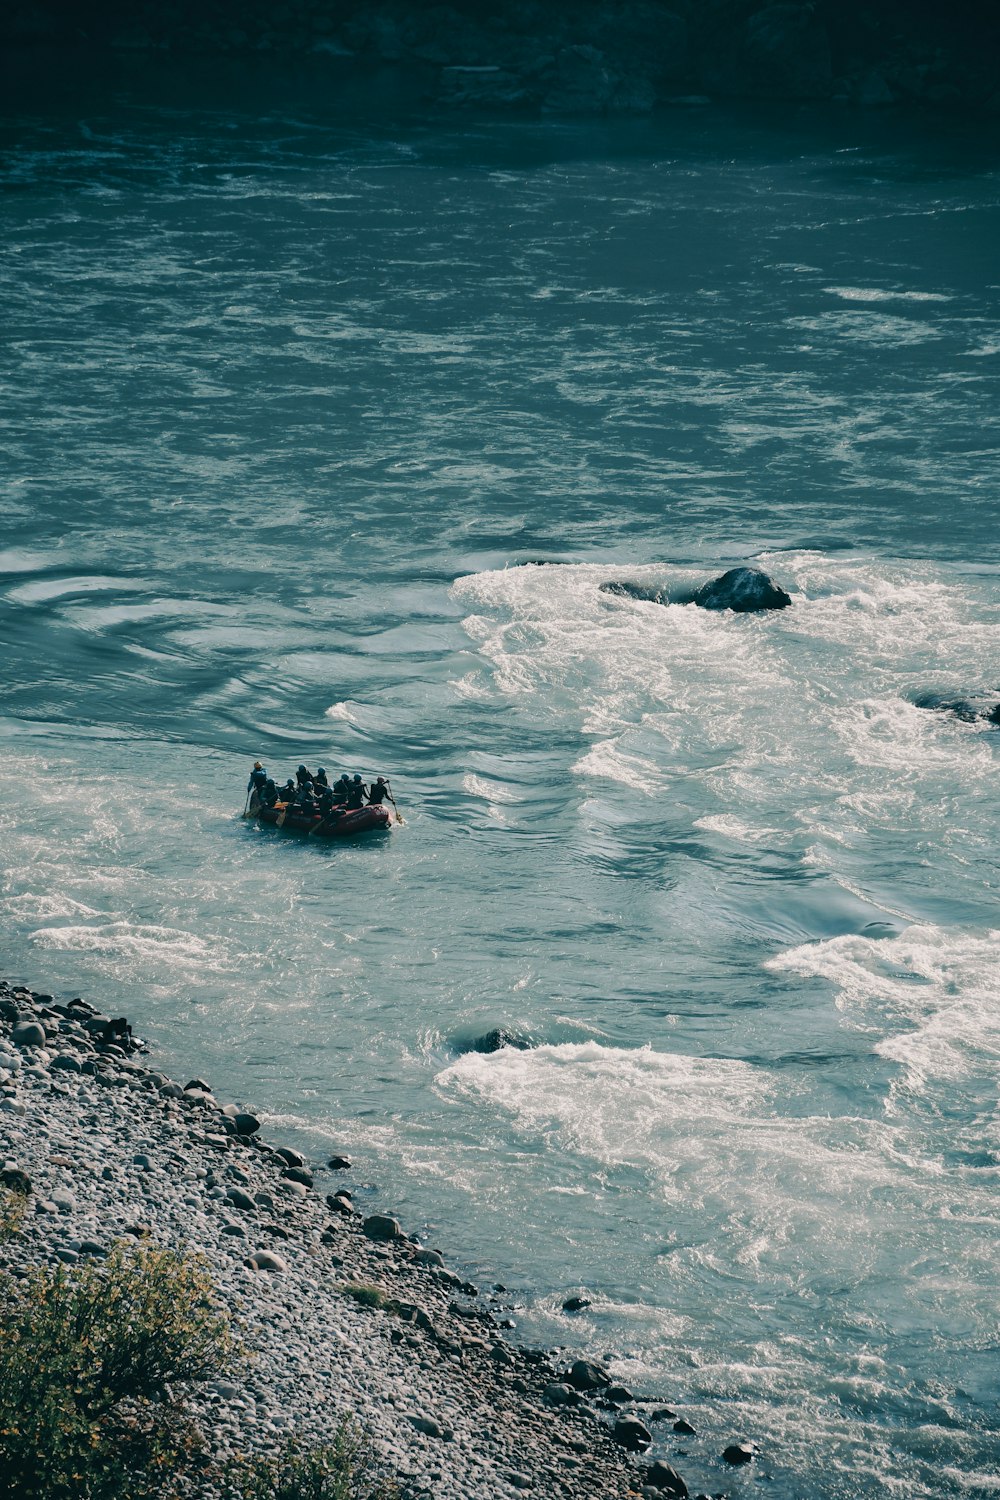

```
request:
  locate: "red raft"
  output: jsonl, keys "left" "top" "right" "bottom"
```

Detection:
{"left": 252, "top": 803, "right": 391, "bottom": 839}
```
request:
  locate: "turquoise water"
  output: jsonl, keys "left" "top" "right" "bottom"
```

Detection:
{"left": 2, "top": 62, "right": 999, "bottom": 1496}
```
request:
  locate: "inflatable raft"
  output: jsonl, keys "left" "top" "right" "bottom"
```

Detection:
{"left": 250, "top": 802, "right": 391, "bottom": 838}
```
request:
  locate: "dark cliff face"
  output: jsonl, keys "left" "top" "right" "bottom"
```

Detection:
{"left": 4, "top": 0, "right": 1000, "bottom": 116}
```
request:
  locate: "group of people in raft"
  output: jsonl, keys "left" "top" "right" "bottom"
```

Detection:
{"left": 246, "top": 761, "right": 391, "bottom": 822}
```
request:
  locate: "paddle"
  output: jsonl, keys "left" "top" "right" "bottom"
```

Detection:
{"left": 384, "top": 778, "right": 405, "bottom": 826}
{"left": 308, "top": 803, "right": 341, "bottom": 837}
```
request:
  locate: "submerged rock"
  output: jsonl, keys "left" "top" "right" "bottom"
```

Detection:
{"left": 469, "top": 1027, "right": 534, "bottom": 1055}
{"left": 692, "top": 566, "right": 791, "bottom": 612}
{"left": 600, "top": 580, "right": 669, "bottom": 605}
{"left": 913, "top": 692, "right": 1000, "bottom": 726}
{"left": 722, "top": 1441, "right": 755, "bottom": 1465}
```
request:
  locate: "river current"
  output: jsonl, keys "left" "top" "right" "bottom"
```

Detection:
{"left": 1, "top": 60, "right": 999, "bottom": 1498}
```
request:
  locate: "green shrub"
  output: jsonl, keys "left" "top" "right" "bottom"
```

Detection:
{"left": 0, "top": 1187, "right": 27, "bottom": 1243}
{"left": 339, "top": 1283, "right": 398, "bottom": 1313}
{"left": 0, "top": 1241, "right": 233, "bottom": 1499}
{"left": 228, "top": 1427, "right": 398, "bottom": 1500}
{"left": 0, "top": 1241, "right": 399, "bottom": 1500}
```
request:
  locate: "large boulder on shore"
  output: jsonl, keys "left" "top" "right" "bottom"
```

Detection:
{"left": 693, "top": 566, "right": 791, "bottom": 613}
{"left": 644, "top": 1460, "right": 689, "bottom": 1498}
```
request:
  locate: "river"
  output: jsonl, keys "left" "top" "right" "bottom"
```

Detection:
{"left": 1, "top": 57, "right": 999, "bottom": 1498}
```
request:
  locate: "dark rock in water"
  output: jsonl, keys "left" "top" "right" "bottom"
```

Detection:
{"left": 185, "top": 1078, "right": 211, "bottom": 1093}
{"left": 600, "top": 580, "right": 669, "bottom": 605}
{"left": 363, "top": 1213, "right": 404, "bottom": 1242}
{"left": 233, "top": 1112, "right": 260, "bottom": 1136}
{"left": 327, "top": 1155, "right": 352, "bottom": 1170}
{"left": 613, "top": 1415, "right": 652, "bottom": 1452}
{"left": 605, "top": 1384, "right": 634, "bottom": 1405}
{"left": 567, "top": 1359, "right": 611, "bottom": 1392}
{"left": 913, "top": 692, "right": 1000, "bottom": 726}
{"left": 644, "top": 1459, "right": 690, "bottom": 1498}
{"left": 673, "top": 1417, "right": 697, "bottom": 1435}
{"left": 275, "top": 1146, "right": 305, "bottom": 1169}
{"left": 470, "top": 1028, "right": 533, "bottom": 1055}
{"left": 693, "top": 567, "right": 791, "bottom": 612}
{"left": 722, "top": 1441, "right": 755, "bottom": 1465}
{"left": 562, "top": 1295, "right": 592, "bottom": 1313}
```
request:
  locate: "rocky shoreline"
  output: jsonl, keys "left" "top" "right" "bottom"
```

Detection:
{"left": 3, "top": 0, "right": 1000, "bottom": 118}
{"left": 0, "top": 976, "right": 726, "bottom": 1500}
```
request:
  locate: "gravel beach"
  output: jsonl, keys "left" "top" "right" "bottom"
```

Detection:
{"left": 0, "top": 978, "right": 696, "bottom": 1500}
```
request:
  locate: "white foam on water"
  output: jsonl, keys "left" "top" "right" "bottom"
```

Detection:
{"left": 823, "top": 286, "right": 953, "bottom": 303}
{"left": 0, "top": 892, "right": 106, "bottom": 921}
{"left": 325, "top": 701, "right": 358, "bottom": 722}
{"left": 434, "top": 1035, "right": 1000, "bottom": 1492}
{"left": 453, "top": 559, "right": 1000, "bottom": 869}
{"left": 461, "top": 773, "right": 519, "bottom": 804}
{"left": 30, "top": 920, "right": 225, "bottom": 969}
{"left": 694, "top": 812, "right": 791, "bottom": 844}
{"left": 7, "top": 575, "right": 147, "bottom": 605}
{"left": 769, "top": 925, "right": 1000, "bottom": 1102}
{"left": 571, "top": 740, "right": 662, "bottom": 792}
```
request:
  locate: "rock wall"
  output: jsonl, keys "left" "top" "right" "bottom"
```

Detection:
{"left": 4, "top": 0, "right": 1000, "bottom": 116}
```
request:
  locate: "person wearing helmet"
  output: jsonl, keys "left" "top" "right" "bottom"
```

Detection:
{"left": 367, "top": 776, "right": 389, "bottom": 806}
{"left": 296, "top": 764, "right": 313, "bottom": 788}
{"left": 314, "top": 767, "right": 329, "bottom": 789}
{"left": 260, "top": 777, "right": 279, "bottom": 809}
{"left": 247, "top": 761, "right": 268, "bottom": 794}
{"left": 345, "top": 774, "right": 367, "bottom": 810}
{"left": 279, "top": 778, "right": 296, "bottom": 807}
{"left": 332, "top": 772, "right": 351, "bottom": 800}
